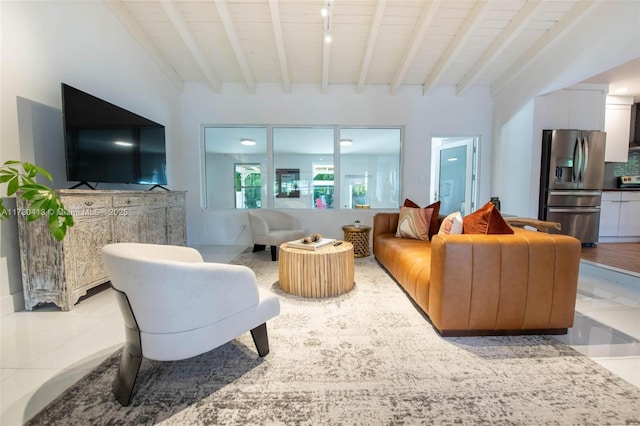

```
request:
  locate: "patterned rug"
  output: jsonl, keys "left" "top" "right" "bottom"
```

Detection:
{"left": 27, "top": 249, "right": 640, "bottom": 425}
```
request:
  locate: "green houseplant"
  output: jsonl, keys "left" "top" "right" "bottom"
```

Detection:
{"left": 0, "top": 160, "right": 74, "bottom": 241}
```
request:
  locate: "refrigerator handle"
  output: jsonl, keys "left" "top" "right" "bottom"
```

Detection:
{"left": 548, "top": 208, "right": 600, "bottom": 213}
{"left": 548, "top": 190, "right": 601, "bottom": 197}
{"left": 572, "top": 137, "right": 580, "bottom": 182}
{"left": 581, "top": 136, "right": 589, "bottom": 183}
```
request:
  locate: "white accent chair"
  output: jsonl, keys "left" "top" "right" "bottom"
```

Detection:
{"left": 101, "top": 243, "right": 280, "bottom": 406}
{"left": 248, "top": 209, "right": 305, "bottom": 261}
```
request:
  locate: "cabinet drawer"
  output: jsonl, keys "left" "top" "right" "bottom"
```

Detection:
{"left": 113, "top": 196, "right": 143, "bottom": 207}
{"left": 61, "top": 196, "right": 110, "bottom": 212}
{"left": 602, "top": 192, "right": 622, "bottom": 201}
{"left": 145, "top": 193, "right": 184, "bottom": 206}
{"left": 621, "top": 192, "right": 640, "bottom": 202}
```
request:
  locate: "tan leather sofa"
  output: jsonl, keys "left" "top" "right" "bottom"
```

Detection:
{"left": 373, "top": 213, "right": 582, "bottom": 336}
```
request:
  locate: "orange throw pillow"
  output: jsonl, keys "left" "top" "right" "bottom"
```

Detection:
{"left": 462, "top": 202, "right": 514, "bottom": 234}
{"left": 403, "top": 199, "right": 441, "bottom": 239}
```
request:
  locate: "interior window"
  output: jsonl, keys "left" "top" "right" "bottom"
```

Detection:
{"left": 272, "top": 127, "right": 334, "bottom": 209}
{"left": 203, "top": 125, "right": 402, "bottom": 210}
{"left": 203, "top": 127, "right": 267, "bottom": 209}
{"left": 339, "top": 128, "right": 401, "bottom": 209}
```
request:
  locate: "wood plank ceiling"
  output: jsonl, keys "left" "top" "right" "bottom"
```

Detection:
{"left": 104, "top": 0, "right": 593, "bottom": 95}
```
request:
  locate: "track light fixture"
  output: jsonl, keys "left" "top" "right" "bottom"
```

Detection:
{"left": 322, "top": 0, "right": 333, "bottom": 44}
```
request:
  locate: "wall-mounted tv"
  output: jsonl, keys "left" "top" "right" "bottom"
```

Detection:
{"left": 61, "top": 83, "right": 167, "bottom": 188}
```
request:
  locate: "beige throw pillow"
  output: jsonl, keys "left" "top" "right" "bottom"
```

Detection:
{"left": 438, "top": 211, "right": 463, "bottom": 235}
{"left": 396, "top": 206, "right": 433, "bottom": 241}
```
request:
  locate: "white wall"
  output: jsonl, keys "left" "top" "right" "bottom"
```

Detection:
{"left": 492, "top": 0, "right": 640, "bottom": 216}
{"left": 0, "top": 2, "right": 181, "bottom": 314}
{"left": 179, "top": 83, "right": 494, "bottom": 245}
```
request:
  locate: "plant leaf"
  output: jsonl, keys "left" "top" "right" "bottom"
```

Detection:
{"left": 20, "top": 189, "right": 47, "bottom": 201}
{"left": 0, "top": 199, "right": 8, "bottom": 220}
{"left": 2, "top": 160, "right": 72, "bottom": 239}
{"left": 31, "top": 164, "right": 53, "bottom": 182}
{"left": 7, "top": 178, "right": 18, "bottom": 196}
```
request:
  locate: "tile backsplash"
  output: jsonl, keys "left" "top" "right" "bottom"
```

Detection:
{"left": 603, "top": 150, "right": 640, "bottom": 189}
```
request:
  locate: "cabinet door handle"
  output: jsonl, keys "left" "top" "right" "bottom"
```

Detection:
{"left": 84, "top": 201, "right": 94, "bottom": 206}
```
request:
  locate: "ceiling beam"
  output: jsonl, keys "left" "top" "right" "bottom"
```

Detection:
{"left": 456, "top": 0, "right": 545, "bottom": 97}
{"left": 423, "top": 1, "right": 493, "bottom": 95}
{"left": 269, "top": 0, "right": 291, "bottom": 94}
{"left": 103, "top": 0, "right": 183, "bottom": 92}
{"left": 356, "top": 0, "right": 386, "bottom": 94}
{"left": 160, "top": 0, "right": 221, "bottom": 93}
{"left": 491, "top": 0, "right": 597, "bottom": 97}
{"left": 390, "top": 1, "right": 441, "bottom": 95}
{"left": 214, "top": 0, "right": 256, "bottom": 93}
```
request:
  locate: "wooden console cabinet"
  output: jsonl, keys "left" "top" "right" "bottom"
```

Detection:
{"left": 17, "top": 190, "right": 187, "bottom": 311}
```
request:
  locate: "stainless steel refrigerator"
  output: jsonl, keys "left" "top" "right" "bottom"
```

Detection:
{"left": 538, "top": 129, "right": 606, "bottom": 245}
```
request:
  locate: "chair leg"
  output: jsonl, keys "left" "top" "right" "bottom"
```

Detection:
{"left": 253, "top": 244, "right": 266, "bottom": 253}
{"left": 112, "top": 288, "right": 143, "bottom": 406}
{"left": 250, "top": 323, "right": 270, "bottom": 357}
{"left": 270, "top": 245, "right": 277, "bottom": 261}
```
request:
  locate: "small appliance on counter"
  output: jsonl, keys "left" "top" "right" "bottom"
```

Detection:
{"left": 618, "top": 175, "right": 640, "bottom": 189}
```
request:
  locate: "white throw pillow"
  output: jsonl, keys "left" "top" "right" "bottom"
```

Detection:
{"left": 438, "top": 211, "right": 463, "bottom": 235}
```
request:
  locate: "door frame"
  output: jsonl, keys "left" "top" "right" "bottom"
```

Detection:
{"left": 430, "top": 135, "right": 478, "bottom": 216}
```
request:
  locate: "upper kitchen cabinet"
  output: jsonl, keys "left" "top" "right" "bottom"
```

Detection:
{"left": 604, "top": 95, "right": 634, "bottom": 162}
{"left": 535, "top": 86, "right": 607, "bottom": 131}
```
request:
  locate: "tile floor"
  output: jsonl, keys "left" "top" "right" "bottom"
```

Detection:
{"left": 1, "top": 245, "right": 639, "bottom": 426}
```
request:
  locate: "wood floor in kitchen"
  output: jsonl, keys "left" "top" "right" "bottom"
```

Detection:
{"left": 581, "top": 243, "right": 640, "bottom": 274}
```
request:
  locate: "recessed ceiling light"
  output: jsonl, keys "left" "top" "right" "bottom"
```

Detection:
{"left": 340, "top": 139, "right": 352, "bottom": 146}
{"left": 241, "top": 139, "right": 256, "bottom": 146}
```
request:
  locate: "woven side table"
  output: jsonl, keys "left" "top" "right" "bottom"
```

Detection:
{"left": 342, "top": 225, "right": 371, "bottom": 258}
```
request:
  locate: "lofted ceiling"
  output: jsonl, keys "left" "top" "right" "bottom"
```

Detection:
{"left": 103, "top": 0, "right": 638, "bottom": 97}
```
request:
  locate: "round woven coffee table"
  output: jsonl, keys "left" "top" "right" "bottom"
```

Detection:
{"left": 342, "top": 225, "right": 371, "bottom": 257}
{"left": 278, "top": 241, "right": 355, "bottom": 298}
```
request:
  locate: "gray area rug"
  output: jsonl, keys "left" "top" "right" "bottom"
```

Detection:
{"left": 28, "top": 248, "right": 640, "bottom": 425}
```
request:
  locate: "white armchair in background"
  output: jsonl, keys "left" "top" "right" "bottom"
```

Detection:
{"left": 248, "top": 209, "right": 305, "bottom": 261}
{"left": 101, "top": 243, "right": 280, "bottom": 406}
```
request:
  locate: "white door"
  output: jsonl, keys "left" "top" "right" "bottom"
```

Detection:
{"left": 431, "top": 136, "right": 477, "bottom": 216}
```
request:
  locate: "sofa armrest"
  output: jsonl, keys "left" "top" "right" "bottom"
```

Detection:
{"left": 428, "top": 228, "right": 581, "bottom": 335}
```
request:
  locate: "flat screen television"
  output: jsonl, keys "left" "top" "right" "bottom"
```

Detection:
{"left": 61, "top": 83, "right": 167, "bottom": 188}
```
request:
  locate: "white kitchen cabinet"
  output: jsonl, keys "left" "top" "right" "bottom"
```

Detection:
{"left": 534, "top": 86, "right": 607, "bottom": 132}
{"left": 598, "top": 191, "right": 640, "bottom": 242}
{"left": 566, "top": 89, "right": 606, "bottom": 130}
{"left": 17, "top": 190, "right": 187, "bottom": 310}
{"left": 599, "top": 192, "right": 621, "bottom": 236}
{"left": 604, "top": 96, "right": 633, "bottom": 162}
{"left": 618, "top": 192, "right": 640, "bottom": 236}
